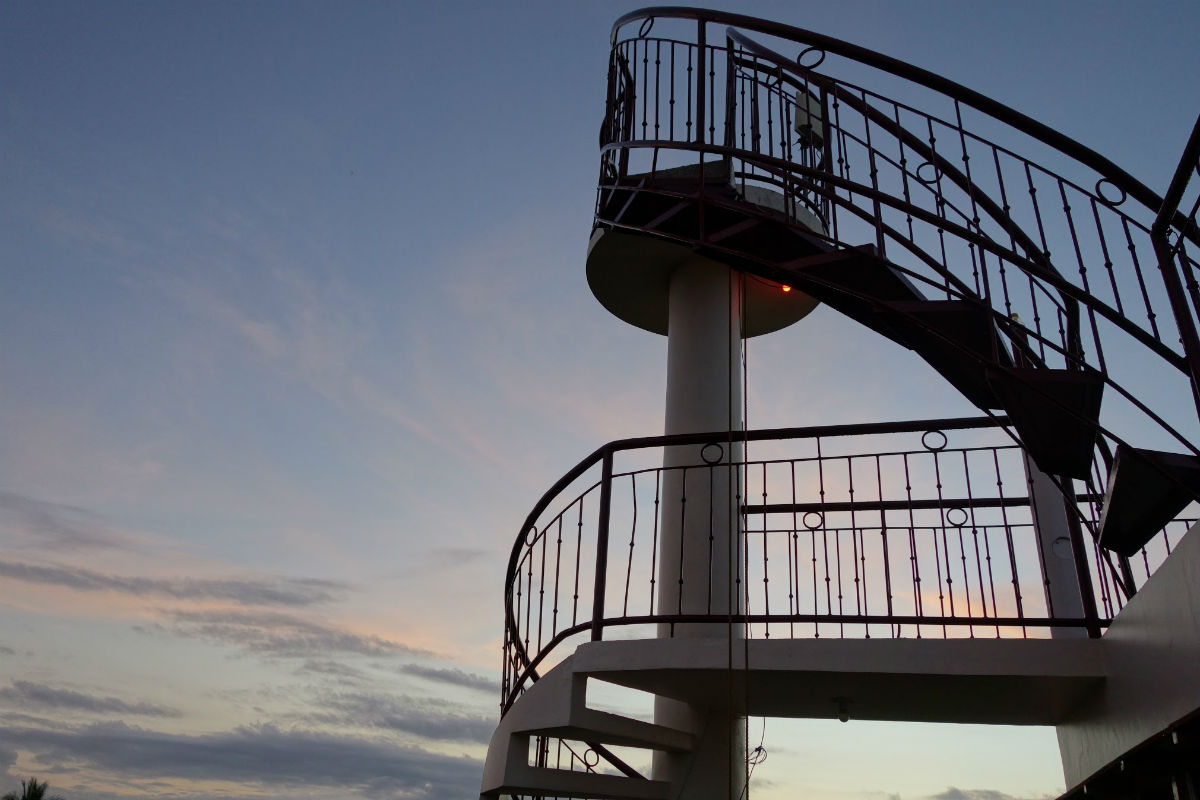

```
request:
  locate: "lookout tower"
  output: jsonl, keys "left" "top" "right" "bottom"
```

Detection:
{"left": 482, "top": 9, "right": 1200, "bottom": 800}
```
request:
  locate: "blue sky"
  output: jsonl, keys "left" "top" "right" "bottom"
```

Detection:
{"left": 1, "top": 2, "right": 1198, "bottom": 800}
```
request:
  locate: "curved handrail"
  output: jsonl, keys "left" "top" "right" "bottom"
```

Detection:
{"left": 591, "top": 11, "right": 1200, "bottom": 479}
{"left": 610, "top": 7, "right": 1197, "bottom": 244}
{"left": 495, "top": 417, "right": 1200, "bottom": 713}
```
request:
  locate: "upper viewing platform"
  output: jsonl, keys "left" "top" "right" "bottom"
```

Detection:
{"left": 484, "top": 8, "right": 1200, "bottom": 800}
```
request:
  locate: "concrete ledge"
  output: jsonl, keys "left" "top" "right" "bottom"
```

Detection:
{"left": 1056, "top": 522, "right": 1200, "bottom": 787}
{"left": 574, "top": 636, "right": 1105, "bottom": 725}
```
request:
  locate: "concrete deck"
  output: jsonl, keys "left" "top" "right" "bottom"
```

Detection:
{"left": 574, "top": 635, "right": 1106, "bottom": 725}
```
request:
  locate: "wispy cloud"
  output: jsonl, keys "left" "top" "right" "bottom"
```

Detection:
{"left": 0, "top": 721, "right": 481, "bottom": 800}
{"left": 310, "top": 691, "right": 494, "bottom": 743}
{"left": 0, "top": 560, "right": 346, "bottom": 607}
{"left": 150, "top": 609, "right": 434, "bottom": 659}
{"left": 154, "top": 269, "right": 440, "bottom": 447}
{"left": 0, "top": 681, "right": 180, "bottom": 718}
{"left": 297, "top": 659, "right": 370, "bottom": 684}
{"left": 0, "top": 491, "right": 130, "bottom": 551}
{"left": 398, "top": 663, "right": 495, "bottom": 694}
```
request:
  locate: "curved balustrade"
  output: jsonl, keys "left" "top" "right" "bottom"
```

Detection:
{"left": 595, "top": 9, "right": 1200, "bottom": 480}
{"left": 499, "top": 418, "right": 1193, "bottom": 712}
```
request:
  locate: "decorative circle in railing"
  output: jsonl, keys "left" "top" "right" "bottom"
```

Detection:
{"left": 637, "top": 16, "right": 654, "bottom": 38}
{"left": 701, "top": 442, "right": 725, "bottom": 465}
{"left": 803, "top": 510, "right": 825, "bottom": 530}
{"left": 796, "top": 46, "right": 825, "bottom": 70}
{"left": 946, "top": 507, "right": 969, "bottom": 527}
{"left": 1095, "top": 178, "right": 1127, "bottom": 207}
{"left": 916, "top": 161, "right": 941, "bottom": 185}
{"left": 584, "top": 748, "right": 600, "bottom": 768}
{"left": 524, "top": 525, "right": 539, "bottom": 546}
{"left": 921, "top": 430, "right": 948, "bottom": 452}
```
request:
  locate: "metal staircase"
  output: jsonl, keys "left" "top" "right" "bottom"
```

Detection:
{"left": 482, "top": 8, "right": 1200, "bottom": 799}
{"left": 591, "top": 10, "right": 1200, "bottom": 555}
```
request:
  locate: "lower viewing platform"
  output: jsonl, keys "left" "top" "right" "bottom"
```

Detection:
{"left": 485, "top": 417, "right": 1199, "bottom": 800}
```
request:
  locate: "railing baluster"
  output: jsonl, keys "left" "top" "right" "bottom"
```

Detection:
{"left": 623, "top": 473, "right": 637, "bottom": 616}
{"left": 591, "top": 449, "right": 615, "bottom": 641}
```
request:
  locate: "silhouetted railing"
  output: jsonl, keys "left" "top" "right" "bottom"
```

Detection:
{"left": 499, "top": 418, "right": 1193, "bottom": 712}
{"left": 596, "top": 9, "right": 1200, "bottom": 481}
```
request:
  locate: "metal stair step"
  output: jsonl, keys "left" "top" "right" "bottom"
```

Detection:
{"left": 1098, "top": 444, "right": 1200, "bottom": 556}
{"left": 880, "top": 299, "right": 1011, "bottom": 410}
{"left": 502, "top": 766, "right": 672, "bottom": 800}
{"left": 784, "top": 248, "right": 926, "bottom": 342}
{"left": 524, "top": 708, "right": 695, "bottom": 753}
{"left": 985, "top": 365, "right": 1104, "bottom": 479}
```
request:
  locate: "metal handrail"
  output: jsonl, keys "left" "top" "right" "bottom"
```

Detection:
{"left": 610, "top": 7, "right": 1197, "bottom": 245}
{"left": 498, "top": 417, "right": 1184, "bottom": 713}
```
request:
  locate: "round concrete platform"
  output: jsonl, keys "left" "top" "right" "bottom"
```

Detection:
{"left": 586, "top": 227, "right": 820, "bottom": 337}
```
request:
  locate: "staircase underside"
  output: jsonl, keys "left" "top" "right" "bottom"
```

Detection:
{"left": 592, "top": 171, "right": 1200, "bottom": 547}
{"left": 574, "top": 636, "right": 1104, "bottom": 725}
{"left": 483, "top": 635, "right": 1105, "bottom": 799}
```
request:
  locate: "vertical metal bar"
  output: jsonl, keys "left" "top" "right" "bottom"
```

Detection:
{"left": 650, "top": 469, "right": 661, "bottom": 614}
{"left": 623, "top": 474, "right": 638, "bottom": 616}
{"left": 723, "top": 34, "right": 737, "bottom": 167}
{"left": 591, "top": 448, "right": 615, "bottom": 641}
{"left": 694, "top": 20, "right": 706, "bottom": 145}
{"left": 1063, "top": 495, "right": 1102, "bottom": 638}
{"left": 1124, "top": 218, "right": 1161, "bottom": 340}
{"left": 1155, "top": 236, "right": 1200, "bottom": 420}
{"left": 761, "top": 462, "right": 770, "bottom": 637}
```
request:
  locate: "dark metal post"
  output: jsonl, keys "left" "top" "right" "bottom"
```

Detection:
{"left": 695, "top": 20, "right": 706, "bottom": 145}
{"left": 1063, "top": 495, "right": 1102, "bottom": 638}
{"left": 723, "top": 34, "right": 737, "bottom": 162}
{"left": 591, "top": 447, "right": 615, "bottom": 641}
{"left": 1153, "top": 236, "right": 1200, "bottom": 421}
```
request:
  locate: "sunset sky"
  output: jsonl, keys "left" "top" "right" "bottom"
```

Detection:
{"left": 2, "top": 2, "right": 1198, "bottom": 800}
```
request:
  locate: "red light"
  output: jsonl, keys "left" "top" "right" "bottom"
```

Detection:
{"left": 781, "top": 285, "right": 793, "bottom": 293}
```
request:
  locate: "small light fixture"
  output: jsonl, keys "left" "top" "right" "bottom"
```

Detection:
{"left": 781, "top": 284, "right": 793, "bottom": 293}
{"left": 834, "top": 697, "right": 851, "bottom": 723}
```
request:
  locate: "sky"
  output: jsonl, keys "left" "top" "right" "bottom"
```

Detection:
{"left": 1, "top": 2, "right": 1198, "bottom": 800}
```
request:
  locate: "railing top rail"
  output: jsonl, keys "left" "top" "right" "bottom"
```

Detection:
{"left": 605, "top": 414, "right": 1008, "bottom": 454}
{"left": 610, "top": 6, "right": 1197, "bottom": 240}
{"left": 507, "top": 415, "right": 1005, "bottom": 571}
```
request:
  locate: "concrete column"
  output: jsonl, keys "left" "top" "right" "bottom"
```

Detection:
{"left": 652, "top": 256, "right": 747, "bottom": 800}
{"left": 1024, "top": 456, "right": 1087, "bottom": 640}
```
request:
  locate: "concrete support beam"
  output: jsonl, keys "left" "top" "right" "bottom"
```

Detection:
{"left": 1056, "top": 523, "right": 1200, "bottom": 787}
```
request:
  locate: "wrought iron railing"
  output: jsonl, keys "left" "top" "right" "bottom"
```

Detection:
{"left": 596, "top": 9, "right": 1200, "bottom": 481}
{"left": 499, "top": 418, "right": 1193, "bottom": 713}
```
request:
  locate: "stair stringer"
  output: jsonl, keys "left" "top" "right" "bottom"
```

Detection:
{"left": 481, "top": 652, "right": 695, "bottom": 800}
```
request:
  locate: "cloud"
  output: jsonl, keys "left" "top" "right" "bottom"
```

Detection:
{"left": 0, "top": 560, "right": 346, "bottom": 607}
{"left": 0, "top": 491, "right": 129, "bottom": 550}
{"left": 930, "top": 789, "right": 1053, "bottom": 800}
{"left": 398, "top": 663, "right": 496, "bottom": 694}
{"left": 152, "top": 609, "right": 433, "bottom": 659}
{"left": 298, "top": 659, "right": 369, "bottom": 683}
{"left": 0, "top": 721, "right": 481, "bottom": 800}
{"left": 0, "top": 681, "right": 180, "bottom": 717}
{"left": 310, "top": 691, "right": 494, "bottom": 744}
{"left": 0, "top": 645, "right": 15, "bottom": 655}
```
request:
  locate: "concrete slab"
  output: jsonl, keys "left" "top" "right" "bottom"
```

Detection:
{"left": 574, "top": 636, "right": 1105, "bottom": 725}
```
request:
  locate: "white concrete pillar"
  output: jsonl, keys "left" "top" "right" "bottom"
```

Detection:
{"left": 652, "top": 256, "right": 747, "bottom": 800}
{"left": 1024, "top": 456, "right": 1087, "bottom": 638}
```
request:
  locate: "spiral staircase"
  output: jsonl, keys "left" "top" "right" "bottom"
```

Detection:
{"left": 481, "top": 8, "right": 1200, "bottom": 800}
